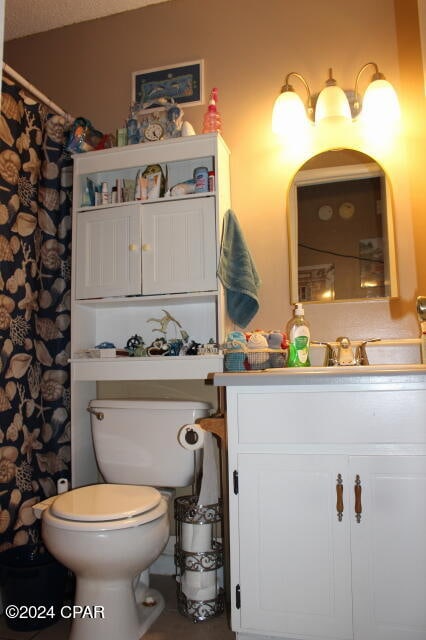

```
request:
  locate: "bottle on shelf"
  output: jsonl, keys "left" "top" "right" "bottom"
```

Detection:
{"left": 202, "top": 88, "right": 222, "bottom": 134}
{"left": 101, "top": 181, "right": 109, "bottom": 205}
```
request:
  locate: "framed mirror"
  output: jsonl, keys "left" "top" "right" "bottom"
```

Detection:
{"left": 288, "top": 149, "right": 398, "bottom": 303}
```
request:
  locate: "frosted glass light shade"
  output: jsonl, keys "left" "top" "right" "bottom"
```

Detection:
{"left": 361, "top": 78, "right": 400, "bottom": 127}
{"left": 272, "top": 90, "right": 308, "bottom": 136}
{"left": 315, "top": 85, "right": 352, "bottom": 124}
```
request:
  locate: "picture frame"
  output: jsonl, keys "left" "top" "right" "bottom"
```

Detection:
{"left": 132, "top": 60, "right": 204, "bottom": 108}
{"left": 298, "top": 264, "right": 335, "bottom": 302}
{"left": 359, "top": 238, "right": 385, "bottom": 294}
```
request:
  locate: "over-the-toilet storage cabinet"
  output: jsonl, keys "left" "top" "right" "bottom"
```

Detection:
{"left": 70, "top": 133, "right": 230, "bottom": 488}
{"left": 216, "top": 369, "right": 426, "bottom": 640}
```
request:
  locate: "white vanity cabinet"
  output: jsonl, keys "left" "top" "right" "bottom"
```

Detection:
{"left": 215, "top": 368, "right": 426, "bottom": 640}
{"left": 70, "top": 134, "right": 231, "bottom": 487}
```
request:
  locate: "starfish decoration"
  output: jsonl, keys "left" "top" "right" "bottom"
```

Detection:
{"left": 147, "top": 309, "right": 189, "bottom": 342}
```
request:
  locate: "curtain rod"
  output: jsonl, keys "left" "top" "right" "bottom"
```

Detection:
{"left": 2, "top": 62, "right": 74, "bottom": 122}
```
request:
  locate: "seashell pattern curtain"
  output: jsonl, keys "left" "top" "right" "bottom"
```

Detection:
{"left": 0, "top": 77, "right": 73, "bottom": 549}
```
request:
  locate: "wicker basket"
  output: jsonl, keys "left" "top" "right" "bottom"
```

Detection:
{"left": 224, "top": 348, "right": 287, "bottom": 372}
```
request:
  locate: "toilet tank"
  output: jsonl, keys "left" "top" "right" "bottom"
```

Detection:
{"left": 88, "top": 399, "right": 211, "bottom": 487}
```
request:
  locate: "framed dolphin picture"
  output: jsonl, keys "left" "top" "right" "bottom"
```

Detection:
{"left": 132, "top": 60, "right": 204, "bottom": 108}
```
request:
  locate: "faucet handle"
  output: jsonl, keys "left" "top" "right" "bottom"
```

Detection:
{"left": 355, "top": 342, "right": 369, "bottom": 366}
{"left": 311, "top": 340, "right": 336, "bottom": 366}
{"left": 355, "top": 338, "right": 381, "bottom": 366}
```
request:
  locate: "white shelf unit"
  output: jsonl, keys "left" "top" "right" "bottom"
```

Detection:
{"left": 70, "top": 133, "right": 231, "bottom": 487}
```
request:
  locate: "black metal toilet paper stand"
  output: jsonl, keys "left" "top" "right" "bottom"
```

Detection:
{"left": 174, "top": 495, "right": 224, "bottom": 623}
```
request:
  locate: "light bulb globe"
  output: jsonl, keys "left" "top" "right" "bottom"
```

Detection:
{"left": 315, "top": 85, "right": 352, "bottom": 124}
{"left": 361, "top": 78, "right": 400, "bottom": 126}
{"left": 272, "top": 90, "right": 308, "bottom": 136}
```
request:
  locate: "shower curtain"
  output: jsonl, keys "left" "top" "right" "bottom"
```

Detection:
{"left": 0, "top": 75, "right": 72, "bottom": 549}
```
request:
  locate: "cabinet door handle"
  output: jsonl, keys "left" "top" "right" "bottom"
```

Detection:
{"left": 354, "top": 474, "right": 362, "bottom": 523}
{"left": 141, "top": 243, "right": 151, "bottom": 251}
{"left": 128, "top": 243, "right": 138, "bottom": 252}
{"left": 336, "top": 473, "right": 344, "bottom": 521}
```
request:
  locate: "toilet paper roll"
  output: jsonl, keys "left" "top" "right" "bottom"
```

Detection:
{"left": 181, "top": 522, "right": 212, "bottom": 552}
{"left": 57, "top": 478, "right": 69, "bottom": 494}
{"left": 198, "top": 432, "right": 219, "bottom": 507}
{"left": 178, "top": 424, "right": 205, "bottom": 451}
{"left": 181, "top": 571, "right": 217, "bottom": 601}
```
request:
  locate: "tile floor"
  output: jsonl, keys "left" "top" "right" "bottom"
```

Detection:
{"left": 0, "top": 574, "right": 235, "bottom": 640}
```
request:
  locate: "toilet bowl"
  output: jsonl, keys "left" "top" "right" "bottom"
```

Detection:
{"left": 42, "top": 484, "right": 169, "bottom": 640}
{"left": 40, "top": 399, "right": 211, "bottom": 640}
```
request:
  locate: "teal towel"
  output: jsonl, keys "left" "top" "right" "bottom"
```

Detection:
{"left": 217, "top": 210, "right": 261, "bottom": 328}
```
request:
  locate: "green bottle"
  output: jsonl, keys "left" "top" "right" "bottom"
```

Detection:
{"left": 286, "top": 303, "right": 311, "bottom": 367}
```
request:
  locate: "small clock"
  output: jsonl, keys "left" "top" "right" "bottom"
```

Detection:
{"left": 144, "top": 122, "right": 164, "bottom": 142}
{"left": 318, "top": 204, "right": 333, "bottom": 221}
{"left": 339, "top": 201, "right": 355, "bottom": 220}
{"left": 135, "top": 101, "right": 184, "bottom": 143}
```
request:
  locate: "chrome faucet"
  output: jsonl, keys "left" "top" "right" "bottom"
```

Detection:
{"left": 313, "top": 337, "right": 380, "bottom": 366}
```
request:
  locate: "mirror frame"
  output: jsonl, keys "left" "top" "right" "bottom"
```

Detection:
{"left": 288, "top": 157, "right": 399, "bottom": 304}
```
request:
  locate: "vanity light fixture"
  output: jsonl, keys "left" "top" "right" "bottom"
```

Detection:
{"left": 272, "top": 62, "right": 399, "bottom": 134}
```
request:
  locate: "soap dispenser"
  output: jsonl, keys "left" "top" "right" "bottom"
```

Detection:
{"left": 286, "top": 303, "right": 311, "bottom": 367}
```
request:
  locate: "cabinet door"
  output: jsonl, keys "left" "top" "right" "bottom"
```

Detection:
{"left": 75, "top": 204, "right": 141, "bottom": 299}
{"left": 141, "top": 197, "right": 217, "bottom": 295}
{"left": 350, "top": 455, "right": 426, "bottom": 640}
{"left": 237, "top": 453, "right": 353, "bottom": 640}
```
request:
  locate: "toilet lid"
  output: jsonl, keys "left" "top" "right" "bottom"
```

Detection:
{"left": 51, "top": 484, "right": 162, "bottom": 522}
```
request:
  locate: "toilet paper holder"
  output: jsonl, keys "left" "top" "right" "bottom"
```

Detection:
{"left": 174, "top": 495, "right": 225, "bottom": 623}
{"left": 175, "top": 389, "right": 225, "bottom": 622}
{"left": 196, "top": 415, "right": 225, "bottom": 442}
{"left": 184, "top": 428, "right": 200, "bottom": 445}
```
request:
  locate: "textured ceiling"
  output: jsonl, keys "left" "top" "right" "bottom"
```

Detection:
{"left": 4, "top": 0, "right": 171, "bottom": 41}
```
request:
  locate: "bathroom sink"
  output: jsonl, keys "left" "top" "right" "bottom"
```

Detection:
{"left": 310, "top": 338, "right": 422, "bottom": 367}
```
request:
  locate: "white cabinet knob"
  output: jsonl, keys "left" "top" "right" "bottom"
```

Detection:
{"left": 141, "top": 243, "right": 151, "bottom": 251}
{"left": 128, "top": 243, "right": 138, "bottom": 252}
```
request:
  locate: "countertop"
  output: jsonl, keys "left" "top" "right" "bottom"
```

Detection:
{"left": 213, "top": 364, "right": 426, "bottom": 386}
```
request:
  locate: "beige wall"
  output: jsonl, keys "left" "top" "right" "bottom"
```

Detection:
{"left": 4, "top": 0, "right": 426, "bottom": 343}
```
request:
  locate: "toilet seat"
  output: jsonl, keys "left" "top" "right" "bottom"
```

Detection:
{"left": 50, "top": 484, "right": 163, "bottom": 526}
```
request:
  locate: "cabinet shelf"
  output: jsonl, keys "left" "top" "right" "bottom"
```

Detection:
{"left": 76, "top": 191, "right": 215, "bottom": 213}
{"left": 70, "top": 354, "right": 224, "bottom": 381}
{"left": 75, "top": 291, "right": 219, "bottom": 308}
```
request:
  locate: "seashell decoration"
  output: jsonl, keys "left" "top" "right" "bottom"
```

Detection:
{"left": 1, "top": 93, "right": 22, "bottom": 121}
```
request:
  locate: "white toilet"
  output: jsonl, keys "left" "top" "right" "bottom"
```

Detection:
{"left": 41, "top": 399, "right": 211, "bottom": 640}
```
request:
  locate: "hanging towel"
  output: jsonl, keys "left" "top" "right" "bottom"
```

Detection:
{"left": 217, "top": 210, "right": 261, "bottom": 328}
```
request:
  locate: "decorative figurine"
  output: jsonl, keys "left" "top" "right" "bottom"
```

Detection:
{"left": 168, "top": 339, "right": 183, "bottom": 356}
{"left": 126, "top": 334, "right": 144, "bottom": 355}
{"left": 185, "top": 340, "right": 200, "bottom": 356}
{"left": 147, "top": 338, "right": 170, "bottom": 356}
{"left": 127, "top": 117, "right": 141, "bottom": 145}
{"left": 147, "top": 309, "right": 189, "bottom": 342}
{"left": 224, "top": 331, "right": 247, "bottom": 372}
{"left": 198, "top": 339, "right": 219, "bottom": 355}
{"left": 134, "top": 340, "right": 147, "bottom": 357}
{"left": 267, "top": 331, "right": 287, "bottom": 367}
